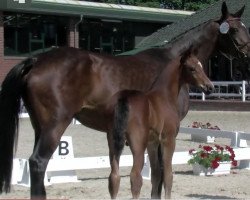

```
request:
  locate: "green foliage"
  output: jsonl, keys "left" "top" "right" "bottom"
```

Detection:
{"left": 188, "top": 144, "right": 237, "bottom": 169}
{"left": 184, "top": 0, "right": 220, "bottom": 11}
{"left": 134, "top": 0, "right": 160, "bottom": 8}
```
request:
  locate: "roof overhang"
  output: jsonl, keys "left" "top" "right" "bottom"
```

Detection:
{"left": 0, "top": 0, "right": 194, "bottom": 23}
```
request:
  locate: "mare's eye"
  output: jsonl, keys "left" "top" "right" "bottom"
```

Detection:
{"left": 230, "top": 28, "right": 238, "bottom": 34}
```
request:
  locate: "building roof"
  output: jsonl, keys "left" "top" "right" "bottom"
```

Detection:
{"left": 135, "top": 0, "right": 249, "bottom": 49}
{"left": 0, "top": 0, "right": 193, "bottom": 23}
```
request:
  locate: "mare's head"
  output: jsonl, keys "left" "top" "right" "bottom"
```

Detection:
{"left": 217, "top": 2, "right": 250, "bottom": 59}
{"left": 180, "top": 48, "right": 214, "bottom": 95}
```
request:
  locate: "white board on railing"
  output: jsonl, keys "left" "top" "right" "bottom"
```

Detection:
{"left": 47, "top": 136, "right": 79, "bottom": 184}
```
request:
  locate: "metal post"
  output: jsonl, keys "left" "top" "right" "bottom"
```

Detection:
{"left": 74, "top": 15, "right": 83, "bottom": 48}
{"left": 230, "top": 58, "right": 233, "bottom": 79}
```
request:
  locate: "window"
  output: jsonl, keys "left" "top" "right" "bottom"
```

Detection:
{"left": 79, "top": 19, "right": 135, "bottom": 55}
{"left": 4, "top": 13, "right": 68, "bottom": 56}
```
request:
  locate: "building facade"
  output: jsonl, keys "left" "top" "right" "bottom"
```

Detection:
{"left": 0, "top": 0, "right": 192, "bottom": 82}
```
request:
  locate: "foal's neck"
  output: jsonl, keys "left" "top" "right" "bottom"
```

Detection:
{"left": 151, "top": 59, "right": 182, "bottom": 103}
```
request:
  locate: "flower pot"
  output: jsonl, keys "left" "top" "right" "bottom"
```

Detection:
{"left": 191, "top": 134, "right": 215, "bottom": 143}
{"left": 192, "top": 162, "right": 231, "bottom": 176}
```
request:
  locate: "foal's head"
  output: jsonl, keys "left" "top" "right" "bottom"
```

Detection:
{"left": 180, "top": 49, "right": 214, "bottom": 95}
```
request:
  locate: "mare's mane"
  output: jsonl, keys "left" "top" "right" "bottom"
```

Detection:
{"left": 167, "top": 19, "right": 214, "bottom": 45}
{"left": 164, "top": 19, "right": 216, "bottom": 56}
{"left": 137, "top": 18, "right": 216, "bottom": 60}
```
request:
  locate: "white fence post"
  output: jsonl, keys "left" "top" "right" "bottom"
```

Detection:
{"left": 202, "top": 92, "right": 205, "bottom": 101}
{"left": 242, "top": 80, "right": 246, "bottom": 102}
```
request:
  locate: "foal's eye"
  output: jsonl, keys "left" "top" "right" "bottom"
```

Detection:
{"left": 189, "top": 68, "right": 196, "bottom": 73}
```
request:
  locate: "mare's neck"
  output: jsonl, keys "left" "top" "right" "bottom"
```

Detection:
{"left": 166, "top": 20, "right": 219, "bottom": 62}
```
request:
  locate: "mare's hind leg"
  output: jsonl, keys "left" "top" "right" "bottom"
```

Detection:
{"left": 29, "top": 117, "right": 72, "bottom": 200}
{"left": 147, "top": 134, "right": 163, "bottom": 199}
{"left": 107, "top": 132, "right": 122, "bottom": 199}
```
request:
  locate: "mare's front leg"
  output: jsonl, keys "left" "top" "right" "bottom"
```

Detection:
{"left": 147, "top": 132, "right": 163, "bottom": 199}
{"left": 107, "top": 132, "right": 122, "bottom": 199}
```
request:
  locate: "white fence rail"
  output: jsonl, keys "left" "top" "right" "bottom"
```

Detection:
{"left": 12, "top": 125, "right": 250, "bottom": 186}
{"left": 190, "top": 81, "right": 250, "bottom": 102}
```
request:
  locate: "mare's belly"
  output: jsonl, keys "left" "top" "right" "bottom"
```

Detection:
{"left": 74, "top": 107, "right": 111, "bottom": 133}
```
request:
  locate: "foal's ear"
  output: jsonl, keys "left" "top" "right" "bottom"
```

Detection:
{"left": 232, "top": 5, "right": 245, "bottom": 18}
{"left": 180, "top": 47, "right": 192, "bottom": 64}
{"left": 221, "top": 1, "right": 229, "bottom": 20}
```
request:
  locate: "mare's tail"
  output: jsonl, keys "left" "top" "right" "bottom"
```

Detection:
{"left": 0, "top": 58, "right": 34, "bottom": 193}
{"left": 112, "top": 96, "right": 129, "bottom": 158}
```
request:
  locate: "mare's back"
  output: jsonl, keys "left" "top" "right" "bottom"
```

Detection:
{"left": 26, "top": 47, "right": 170, "bottom": 102}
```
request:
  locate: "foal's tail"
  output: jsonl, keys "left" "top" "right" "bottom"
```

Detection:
{"left": 112, "top": 96, "right": 129, "bottom": 158}
{"left": 0, "top": 58, "right": 34, "bottom": 193}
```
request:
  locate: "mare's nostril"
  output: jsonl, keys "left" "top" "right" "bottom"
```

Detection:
{"left": 207, "top": 85, "right": 214, "bottom": 94}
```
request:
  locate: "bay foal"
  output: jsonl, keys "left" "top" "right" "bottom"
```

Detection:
{"left": 110, "top": 48, "right": 214, "bottom": 199}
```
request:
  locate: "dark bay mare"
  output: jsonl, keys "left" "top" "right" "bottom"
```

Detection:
{"left": 0, "top": 2, "right": 249, "bottom": 200}
{"left": 111, "top": 47, "right": 214, "bottom": 199}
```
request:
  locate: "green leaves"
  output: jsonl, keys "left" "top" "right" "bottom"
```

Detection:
{"left": 188, "top": 144, "right": 236, "bottom": 169}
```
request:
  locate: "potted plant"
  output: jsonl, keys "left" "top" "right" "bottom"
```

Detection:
{"left": 188, "top": 144, "right": 237, "bottom": 176}
{"left": 191, "top": 122, "right": 220, "bottom": 130}
{"left": 189, "top": 122, "right": 220, "bottom": 143}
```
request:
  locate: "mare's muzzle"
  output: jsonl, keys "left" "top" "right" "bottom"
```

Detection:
{"left": 201, "top": 84, "right": 214, "bottom": 95}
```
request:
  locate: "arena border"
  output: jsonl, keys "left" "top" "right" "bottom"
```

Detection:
{"left": 190, "top": 100, "right": 250, "bottom": 112}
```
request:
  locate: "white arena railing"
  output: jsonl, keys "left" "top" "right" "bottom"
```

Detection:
{"left": 190, "top": 81, "right": 250, "bottom": 102}
{"left": 11, "top": 125, "right": 250, "bottom": 186}
{"left": 18, "top": 81, "right": 250, "bottom": 120}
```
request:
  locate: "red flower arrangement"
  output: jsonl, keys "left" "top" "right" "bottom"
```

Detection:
{"left": 188, "top": 144, "right": 237, "bottom": 169}
{"left": 190, "top": 121, "right": 220, "bottom": 130}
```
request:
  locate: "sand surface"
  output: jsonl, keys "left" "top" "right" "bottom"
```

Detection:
{"left": 1, "top": 111, "right": 250, "bottom": 199}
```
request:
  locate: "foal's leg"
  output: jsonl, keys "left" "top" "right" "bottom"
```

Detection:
{"left": 29, "top": 117, "right": 72, "bottom": 200}
{"left": 161, "top": 130, "right": 177, "bottom": 199}
{"left": 127, "top": 123, "right": 148, "bottom": 198}
{"left": 147, "top": 136, "right": 163, "bottom": 199}
{"left": 123, "top": 93, "right": 149, "bottom": 199}
{"left": 107, "top": 132, "right": 122, "bottom": 199}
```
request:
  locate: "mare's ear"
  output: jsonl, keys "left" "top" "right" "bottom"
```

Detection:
{"left": 221, "top": 1, "right": 229, "bottom": 20}
{"left": 232, "top": 5, "right": 245, "bottom": 18}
